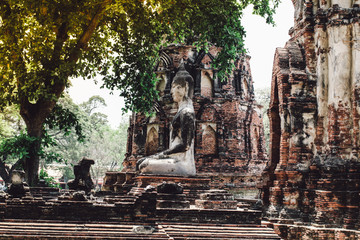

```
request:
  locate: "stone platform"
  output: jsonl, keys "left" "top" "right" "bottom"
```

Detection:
{"left": 0, "top": 186, "right": 262, "bottom": 225}
{"left": 0, "top": 179, "right": 280, "bottom": 239}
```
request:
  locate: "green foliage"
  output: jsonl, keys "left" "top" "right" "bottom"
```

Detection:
{"left": 0, "top": 132, "right": 37, "bottom": 165}
{"left": 0, "top": 0, "right": 280, "bottom": 114}
{"left": 80, "top": 95, "right": 108, "bottom": 127}
{"left": 0, "top": 97, "right": 81, "bottom": 166}
{"left": 1, "top": 95, "right": 87, "bottom": 166}
{"left": 80, "top": 95, "right": 107, "bottom": 115}
{"left": 40, "top": 131, "right": 64, "bottom": 164}
{"left": 45, "top": 101, "right": 85, "bottom": 142}
{"left": 0, "top": 105, "right": 25, "bottom": 138}
{"left": 62, "top": 166, "right": 75, "bottom": 181}
{"left": 39, "top": 168, "right": 60, "bottom": 188}
{"left": 86, "top": 121, "right": 129, "bottom": 180}
{"left": 101, "top": 0, "right": 280, "bottom": 112}
{"left": 0, "top": 131, "right": 64, "bottom": 166}
{"left": 44, "top": 95, "right": 128, "bottom": 181}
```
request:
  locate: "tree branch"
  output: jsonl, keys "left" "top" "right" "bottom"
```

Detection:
{"left": 67, "top": 0, "right": 112, "bottom": 63}
{"left": 0, "top": 155, "right": 10, "bottom": 183}
{"left": 50, "top": 21, "right": 69, "bottom": 68}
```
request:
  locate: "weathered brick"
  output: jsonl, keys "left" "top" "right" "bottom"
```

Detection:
{"left": 263, "top": 1, "right": 360, "bottom": 237}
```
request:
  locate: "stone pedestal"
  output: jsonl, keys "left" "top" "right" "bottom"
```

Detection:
{"left": 136, "top": 175, "right": 210, "bottom": 205}
{"left": 135, "top": 175, "right": 210, "bottom": 189}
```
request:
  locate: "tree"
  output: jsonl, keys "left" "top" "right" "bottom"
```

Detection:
{"left": 44, "top": 95, "right": 128, "bottom": 184}
{"left": 0, "top": 0, "right": 279, "bottom": 185}
{"left": 0, "top": 95, "right": 84, "bottom": 184}
{"left": 85, "top": 122, "right": 128, "bottom": 187}
{"left": 39, "top": 94, "right": 92, "bottom": 172}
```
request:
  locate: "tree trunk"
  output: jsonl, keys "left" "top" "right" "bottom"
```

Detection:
{"left": 25, "top": 128, "right": 42, "bottom": 187}
{"left": 20, "top": 99, "right": 56, "bottom": 186}
{"left": 14, "top": 0, "right": 107, "bottom": 186}
{"left": 24, "top": 119, "right": 43, "bottom": 186}
{"left": 0, "top": 156, "right": 11, "bottom": 184}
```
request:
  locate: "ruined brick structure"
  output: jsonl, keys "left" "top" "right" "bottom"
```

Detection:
{"left": 263, "top": 0, "right": 360, "bottom": 238}
{"left": 124, "top": 45, "right": 267, "bottom": 192}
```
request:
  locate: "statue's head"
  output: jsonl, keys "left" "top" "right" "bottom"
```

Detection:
{"left": 171, "top": 60, "right": 194, "bottom": 103}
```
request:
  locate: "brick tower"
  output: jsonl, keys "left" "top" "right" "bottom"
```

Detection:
{"left": 263, "top": 0, "right": 360, "bottom": 238}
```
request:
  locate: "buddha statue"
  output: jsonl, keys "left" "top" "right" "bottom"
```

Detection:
{"left": 136, "top": 61, "right": 196, "bottom": 176}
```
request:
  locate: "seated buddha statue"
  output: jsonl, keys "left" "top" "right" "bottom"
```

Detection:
{"left": 136, "top": 61, "right": 196, "bottom": 176}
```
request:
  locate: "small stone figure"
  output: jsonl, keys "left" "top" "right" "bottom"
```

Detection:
{"left": 8, "top": 170, "right": 29, "bottom": 198}
{"left": 137, "top": 61, "right": 196, "bottom": 176}
{"left": 67, "top": 157, "right": 95, "bottom": 193}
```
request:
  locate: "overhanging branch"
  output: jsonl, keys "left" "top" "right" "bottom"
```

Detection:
{"left": 67, "top": 0, "right": 112, "bottom": 64}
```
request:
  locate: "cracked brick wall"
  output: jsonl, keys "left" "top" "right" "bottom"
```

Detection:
{"left": 263, "top": 0, "right": 360, "bottom": 236}
{"left": 123, "top": 45, "right": 267, "bottom": 192}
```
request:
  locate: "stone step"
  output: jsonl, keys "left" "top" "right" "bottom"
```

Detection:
{"left": 199, "top": 191, "right": 235, "bottom": 200}
{"left": 0, "top": 220, "right": 281, "bottom": 239}
{"left": 195, "top": 199, "right": 238, "bottom": 209}
{"left": 156, "top": 208, "right": 262, "bottom": 224}
{"left": 157, "top": 199, "right": 190, "bottom": 209}
{"left": 103, "top": 196, "right": 137, "bottom": 204}
{"left": 159, "top": 223, "right": 281, "bottom": 239}
{"left": 0, "top": 221, "right": 168, "bottom": 239}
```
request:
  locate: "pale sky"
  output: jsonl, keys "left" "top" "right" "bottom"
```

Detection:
{"left": 68, "top": 1, "right": 294, "bottom": 128}
{"left": 243, "top": 1, "right": 294, "bottom": 89}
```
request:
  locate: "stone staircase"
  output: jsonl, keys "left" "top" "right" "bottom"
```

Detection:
{"left": 0, "top": 220, "right": 167, "bottom": 239}
{"left": 0, "top": 220, "right": 281, "bottom": 239}
{"left": 160, "top": 223, "right": 281, "bottom": 239}
{"left": 0, "top": 184, "right": 282, "bottom": 239}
